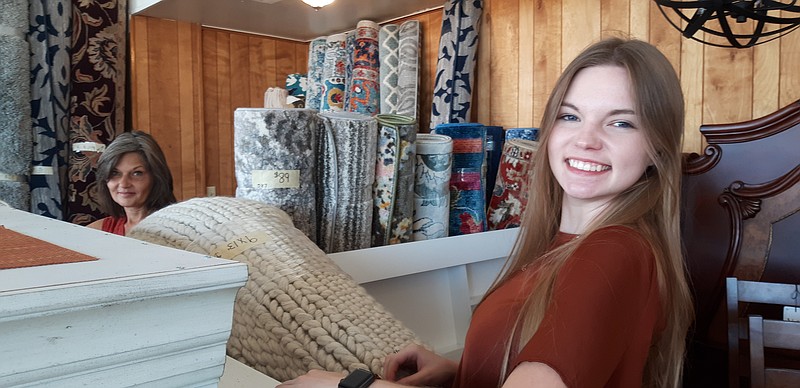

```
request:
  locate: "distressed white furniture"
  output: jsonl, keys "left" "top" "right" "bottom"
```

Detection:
{"left": 329, "top": 228, "right": 517, "bottom": 359}
{"left": 220, "top": 356, "right": 280, "bottom": 387}
{"left": 0, "top": 207, "right": 248, "bottom": 387}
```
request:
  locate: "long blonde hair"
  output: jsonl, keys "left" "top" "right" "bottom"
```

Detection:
{"left": 486, "top": 38, "right": 693, "bottom": 387}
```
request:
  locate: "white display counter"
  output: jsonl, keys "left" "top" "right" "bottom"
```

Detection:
{"left": 0, "top": 206, "right": 248, "bottom": 386}
{"left": 330, "top": 228, "right": 517, "bottom": 359}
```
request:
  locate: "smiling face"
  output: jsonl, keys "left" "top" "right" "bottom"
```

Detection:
{"left": 547, "top": 65, "right": 653, "bottom": 219}
{"left": 107, "top": 152, "right": 153, "bottom": 211}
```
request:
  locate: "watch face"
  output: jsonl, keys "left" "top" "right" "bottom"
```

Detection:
{"left": 339, "top": 369, "right": 375, "bottom": 388}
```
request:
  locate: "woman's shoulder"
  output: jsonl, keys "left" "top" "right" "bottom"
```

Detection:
{"left": 582, "top": 225, "right": 650, "bottom": 248}
{"left": 571, "top": 225, "right": 655, "bottom": 271}
{"left": 86, "top": 217, "right": 109, "bottom": 230}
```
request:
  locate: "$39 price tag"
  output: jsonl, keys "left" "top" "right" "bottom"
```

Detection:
{"left": 252, "top": 169, "right": 300, "bottom": 189}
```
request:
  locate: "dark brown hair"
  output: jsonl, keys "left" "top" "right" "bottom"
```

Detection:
{"left": 95, "top": 130, "right": 176, "bottom": 218}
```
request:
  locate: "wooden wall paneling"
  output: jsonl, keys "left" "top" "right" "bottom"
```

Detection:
{"left": 629, "top": 0, "right": 650, "bottom": 41}
{"left": 680, "top": 29, "right": 706, "bottom": 154}
{"left": 230, "top": 33, "right": 252, "bottom": 111}
{"left": 190, "top": 23, "right": 206, "bottom": 199}
{"left": 215, "top": 31, "right": 234, "bottom": 197}
{"left": 131, "top": 16, "right": 150, "bottom": 133}
{"left": 275, "top": 39, "right": 297, "bottom": 94}
{"left": 752, "top": 23, "right": 780, "bottom": 117}
{"left": 295, "top": 43, "right": 309, "bottom": 77}
{"left": 649, "top": 5, "right": 681, "bottom": 73}
{"left": 203, "top": 30, "right": 230, "bottom": 195}
{"left": 219, "top": 32, "right": 241, "bottom": 196}
{"left": 561, "top": 0, "right": 600, "bottom": 69}
{"left": 146, "top": 18, "right": 184, "bottom": 199}
{"left": 248, "top": 37, "right": 273, "bottom": 108}
{"left": 600, "top": 0, "right": 629, "bottom": 38}
{"left": 489, "top": 0, "right": 519, "bottom": 128}
{"left": 532, "top": 0, "right": 562, "bottom": 128}
{"left": 517, "top": 0, "right": 535, "bottom": 128}
{"left": 779, "top": 10, "right": 800, "bottom": 107}
{"left": 702, "top": 18, "right": 754, "bottom": 125}
{"left": 176, "top": 21, "right": 205, "bottom": 200}
{"left": 202, "top": 29, "right": 220, "bottom": 199}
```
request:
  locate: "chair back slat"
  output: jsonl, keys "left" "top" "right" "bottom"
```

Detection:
{"left": 727, "top": 277, "right": 800, "bottom": 388}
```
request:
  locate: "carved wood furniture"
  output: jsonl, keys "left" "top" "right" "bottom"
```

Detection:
{"left": 681, "top": 100, "right": 800, "bottom": 386}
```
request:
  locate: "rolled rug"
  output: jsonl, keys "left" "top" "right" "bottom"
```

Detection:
{"left": 29, "top": 0, "right": 71, "bottom": 219}
{"left": 305, "top": 37, "right": 327, "bottom": 111}
{"left": 320, "top": 34, "right": 347, "bottom": 112}
{"left": 0, "top": 14, "right": 32, "bottom": 211}
{"left": 234, "top": 108, "right": 318, "bottom": 242}
{"left": 378, "top": 24, "right": 399, "bottom": 115}
{"left": 505, "top": 127, "right": 539, "bottom": 141}
{"left": 343, "top": 30, "right": 356, "bottom": 111}
{"left": 484, "top": 126, "right": 504, "bottom": 211}
{"left": 348, "top": 20, "right": 380, "bottom": 116}
{"left": 432, "top": 123, "right": 487, "bottom": 236}
{"left": 396, "top": 20, "right": 420, "bottom": 119}
{"left": 316, "top": 112, "right": 378, "bottom": 253}
{"left": 372, "top": 114, "right": 417, "bottom": 246}
{"left": 128, "top": 197, "right": 421, "bottom": 381}
{"left": 429, "top": 0, "right": 484, "bottom": 130}
{"left": 285, "top": 73, "right": 307, "bottom": 103}
{"left": 487, "top": 139, "right": 540, "bottom": 230}
{"left": 412, "top": 134, "right": 452, "bottom": 241}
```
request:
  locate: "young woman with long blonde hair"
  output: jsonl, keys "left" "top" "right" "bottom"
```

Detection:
{"left": 279, "top": 37, "right": 693, "bottom": 388}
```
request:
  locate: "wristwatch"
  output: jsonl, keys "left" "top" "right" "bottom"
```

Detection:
{"left": 338, "top": 368, "right": 376, "bottom": 388}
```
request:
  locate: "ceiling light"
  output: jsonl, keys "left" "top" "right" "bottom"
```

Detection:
{"left": 301, "top": 0, "right": 334, "bottom": 9}
{"left": 654, "top": 0, "right": 800, "bottom": 48}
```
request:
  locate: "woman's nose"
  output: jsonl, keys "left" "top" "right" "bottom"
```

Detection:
{"left": 574, "top": 125, "right": 603, "bottom": 149}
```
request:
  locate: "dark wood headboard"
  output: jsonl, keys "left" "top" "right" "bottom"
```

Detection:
{"left": 680, "top": 100, "right": 800, "bottom": 386}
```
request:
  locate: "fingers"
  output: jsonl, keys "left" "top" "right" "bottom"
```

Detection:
{"left": 383, "top": 344, "right": 418, "bottom": 381}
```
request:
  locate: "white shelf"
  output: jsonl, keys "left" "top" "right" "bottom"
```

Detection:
{"left": 329, "top": 228, "right": 518, "bottom": 357}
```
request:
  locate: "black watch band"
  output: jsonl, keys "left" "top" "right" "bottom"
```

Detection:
{"left": 338, "top": 368, "right": 376, "bottom": 388}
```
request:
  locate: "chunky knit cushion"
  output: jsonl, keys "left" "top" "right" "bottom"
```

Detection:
{"left": 129, "top": 197, "right": 420, "bottom": 381}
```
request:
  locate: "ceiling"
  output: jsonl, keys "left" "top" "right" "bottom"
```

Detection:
{"left": 130, "top": 0, "right": 444, "bottom": 41}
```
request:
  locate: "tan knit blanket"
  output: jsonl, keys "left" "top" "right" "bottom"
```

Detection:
{"left": 129, "top": 197, "right": 421, "bottom": 381}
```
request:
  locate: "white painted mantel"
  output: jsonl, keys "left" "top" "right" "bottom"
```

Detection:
{"left": 0, "top": 207, "right": 249, "bottom": 387}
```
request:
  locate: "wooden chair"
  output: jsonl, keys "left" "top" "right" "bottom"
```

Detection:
{"left": 681, "top": 100, "right": 800, "bottom": 386}
{"left": 727, "top": 277, "right": 800, "bottom": 387}
{"left": 748, "top": 315, "right": 800, "bottom": 388}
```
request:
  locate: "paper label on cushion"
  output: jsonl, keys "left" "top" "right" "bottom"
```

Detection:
{"left": 252, "top": 170, "right": 301, "bottom": 189}
{"left": 784, "top": 306, "right": 800, "bottom": 322}
{"left": 211, "top": 231, "right": 272, "bottom": 260}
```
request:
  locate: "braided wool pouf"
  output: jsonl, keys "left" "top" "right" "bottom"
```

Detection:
{"left": 128, "top": 197, "right": 421, "bottom": 381}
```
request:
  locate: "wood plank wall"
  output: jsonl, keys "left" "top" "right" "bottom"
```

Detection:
{"left": 131, "top": 3, "right": 800, "bottom": 201}
{"left": 474, "top": 0, "right": 800, "bottom": 153}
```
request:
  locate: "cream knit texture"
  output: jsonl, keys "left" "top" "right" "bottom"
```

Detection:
{"left": 129, "top": 197, "right": 421, "bottom": 381}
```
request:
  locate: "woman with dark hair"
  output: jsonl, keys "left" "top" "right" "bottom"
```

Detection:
{"left": 87, "top": 130, "right": 176, "bottom": 236}
{"left": 279, "top": 37, "right": 693, "bottom": 388}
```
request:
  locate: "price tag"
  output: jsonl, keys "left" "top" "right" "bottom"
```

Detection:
{"left": 784, "top": 306, "right": 800, "bottom": 322}
{"left": 252, "top": 169, "right": 300, "bottom": 189}
{"left": 210, "top": 231, "right": 271, "bottom": 260}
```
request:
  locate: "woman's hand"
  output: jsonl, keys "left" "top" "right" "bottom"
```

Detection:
{"left": 276, "top": 369, "right": 343, "bottom": 387}
{"left": 382, "top": 344, "right": 458, "bottom": 387}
